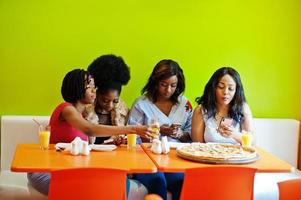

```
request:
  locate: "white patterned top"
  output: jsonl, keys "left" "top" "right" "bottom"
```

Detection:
{"left": 128, "top": 95, "right": 193, "bottom": 142}
{"left": 201, "top": 107, "right": 241, "bottom": 144}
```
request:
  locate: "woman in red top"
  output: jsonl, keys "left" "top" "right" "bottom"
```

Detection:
{"left": 49, "top": 69, "right": 153, "bottom": 143}
{"left": 28, "top": 69, "right": 156, "bottom": 196}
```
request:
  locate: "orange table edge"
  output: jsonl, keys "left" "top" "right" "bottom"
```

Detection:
{"left": 11, "top": 144, "right": 157, "bottom": 173}
{"left": 141, "top": 143, "right": 294, "bottom": 173}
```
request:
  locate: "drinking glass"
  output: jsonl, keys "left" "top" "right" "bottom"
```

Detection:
{"left": 39, "top": 125, "right": 51, "bottom": 150}
{"left": 127, "top": 134, "right": 137, "bottom": 149}
{"left": 242, "top": 130, "right": 253, "bottom": 148}
{"left": 149, "top": 117, "right": 160, "bottom": 142}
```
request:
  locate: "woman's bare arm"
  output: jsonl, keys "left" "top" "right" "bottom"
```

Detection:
{"left": 61, "top": 105, "right": 152, "bottom": 138}
{"left": 241, "top": 103, "right": 253, "bottom": 132}
{"left": 191, "top": 105, "right": 205, "bottom": 142}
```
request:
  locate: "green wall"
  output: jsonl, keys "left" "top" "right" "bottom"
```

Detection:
{"left": 0, "top": 0, "right": 300, "bottom": 120}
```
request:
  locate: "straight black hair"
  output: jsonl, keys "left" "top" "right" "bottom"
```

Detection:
{"left": 142, "top": 59, "right": 185, "bottom": 104}
{"left": 196, "top": 67, "right": 246, "bottom": 122}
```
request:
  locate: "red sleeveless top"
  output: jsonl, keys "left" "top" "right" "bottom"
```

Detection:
{"left": 50, "top": 102, "right": 88, "bottom": 143}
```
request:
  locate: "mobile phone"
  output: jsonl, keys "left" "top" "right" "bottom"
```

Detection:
{"left": 220, "top": 118, "right": 233, "bottom": 127}
{"left": 171, "top": 123, "right": 182, "bottom": 129}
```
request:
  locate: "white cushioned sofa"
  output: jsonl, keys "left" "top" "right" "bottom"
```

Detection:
{"left": 252, "top": 118, "right": 300, "bottom": 200}
{"left": 0, "top": 116, "right": 49, "bottom": 199}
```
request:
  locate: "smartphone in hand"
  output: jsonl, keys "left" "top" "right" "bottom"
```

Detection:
{"left": 171, "top": 123, "right": 182, "bottom": 129}
{"left": 220, "top": 118, "right": 233, "bottom": 127}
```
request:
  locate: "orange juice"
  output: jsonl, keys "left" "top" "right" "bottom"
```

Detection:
{"left": 127, "top": 134, "right": 137, "bottom": 148}
{"left": 242, "top": 132, "right": 252, "bottom": 148}
{"left": 39, "top": 131, "right": 50, "bottom": 150}
{"left": 149, "top": 118, "right": 160, "bottom": 139}
{"left": 151, "top": 127, "right": 160, "bottom": 139}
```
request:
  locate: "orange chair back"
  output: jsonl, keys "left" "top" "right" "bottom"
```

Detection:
{"left": 278, "top": 178, "right": 301, "bottom": 200}
{"left": 180, "top": 166, "right": 257, "bottom": 200}
{"left": 48, "top": 168, "right": 127, "bottom": 200}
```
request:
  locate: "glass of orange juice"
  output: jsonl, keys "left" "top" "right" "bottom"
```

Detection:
{"left": 39, "top": 125, "right": 51, "bottom": 150}
{"left": 242, "top": 130, "right": 252, "bottom": 148}
{"left": 149, "top": 117, "right": 160, "bottom": 141}
{"left": 127, "top": 134, "right": 137, "bottom": 149}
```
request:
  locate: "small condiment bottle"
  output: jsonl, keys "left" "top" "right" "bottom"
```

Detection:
{"left": 70, "top": 141, "right": 80, "bottom": 155}
{"left": 81, "top": 141, "right": 90, "bottom": 156}
{"left": 161, "top": 136, "right": 170, "bottom": 154}
{"left": 151, "top": 139, "right": 162, "bottom": 154}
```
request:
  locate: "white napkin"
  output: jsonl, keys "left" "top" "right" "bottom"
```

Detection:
{"left": 90, "top": 144, "right": 117, "bottom": 151}
{"left": 55, "top": 137, "right": 91, "bottom": 155}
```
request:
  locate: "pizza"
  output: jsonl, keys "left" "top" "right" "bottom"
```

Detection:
{"left": 176, "top": 143, "right": 258, "bottom": 163}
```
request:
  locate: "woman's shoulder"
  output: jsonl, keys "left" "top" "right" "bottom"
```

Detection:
{"left": 132, "top": 95, "right": 150, "bottom": 106}
{"left": 194, "top": 104, "right": 209, "bottom": 119}
{"left": 194, "top": 104, "right": 203, "bottom": 114}
{"left": 115, "top": 98, "right": 129, "bottom": 116}
{"left": 60, "top": 103, "right": 78, "bottom": 115}
{"left": 178, "top": 95, "right": 193, "bottom": 112}
{"left": 177, "top": 95, "right": 191, "bottom": 105}
{"left": 178, "top": 95, "right": 189, "bottom": 102}
{"left": 242, "top": 102, "right": 252, "bottom": 116}
{"left": 242, "top": 102, "right": 251, "bottom": 109}
{"left": 117, "top": 98, "right": 128, "bottom": 109}
{"left": 50, "top": 102, "right": 76, "bottom": 123}
{"left": 58, "top": 102, "right": 72, "bottom": 108}
{"left": 52, "top": 102, "right": 73, "bottom": 113}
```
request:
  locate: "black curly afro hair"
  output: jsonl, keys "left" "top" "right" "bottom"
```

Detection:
{"left": 87, "top": 54, "right": 130, "bottom": 94}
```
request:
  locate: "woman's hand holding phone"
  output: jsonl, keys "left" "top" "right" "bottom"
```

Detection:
{"left": 160, "top": 124, "right": 174, "bottom": 136}
{"left": 170, "top": 123, "right": 181, "bottom": 129}
{"left": 160, "top": 123, "right": 182, "bottom": 139}
{"left": 170, "top": 123, "right": 182, "bottom": 139}
{"left": 218, "top": 118, "right": 234, "bottom": 137}
{"left": 220, "top": 118, "right": 233, "bottom": 127}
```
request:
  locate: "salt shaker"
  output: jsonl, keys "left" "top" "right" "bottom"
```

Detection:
{"left": 161, "top": 136, "right": 170, "bottom": 154}
{"left": 151, "top": 139, "right": 162, "bottom": 154}
{"left": 70, "top": 141, "right": 80, "bottom": 155}
{"left": 81, "top": 141, "right": 90, "bottom": 156}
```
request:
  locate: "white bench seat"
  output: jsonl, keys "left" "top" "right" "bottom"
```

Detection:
{"left": 0, "top": 116, "right": 49, "bottom": 199}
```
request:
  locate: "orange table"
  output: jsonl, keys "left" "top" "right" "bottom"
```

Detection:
{"left": 11, "top": 144, "right": 157, "bottom": 173}
{"left": 141, "top": 144, "right": 294, "bottom": 173}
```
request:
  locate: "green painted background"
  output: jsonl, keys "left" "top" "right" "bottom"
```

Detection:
{"left": 0, "top": 0, "right": 300, "bottom": 120}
